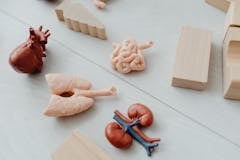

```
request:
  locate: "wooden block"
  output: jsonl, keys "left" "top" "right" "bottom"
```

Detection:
{"left": 52, "top": 131, "right": 112, "bottom": 160}
{"left": 224, "top": 1, "right": 240, "bottom": 37}
{"left": 223, "top": 27, "right": 240, "bottom": 100}
{"left": 205, "top": 0, "right": 240, "bottom": 12}
{"left": 55, "top": 0, "right": 107, "bottom": 40}
{"left": 172, "top": 26, "right": 212, "bottom": 91}
{"left": 205, "top": 0, "right": 231, "bottom": 12}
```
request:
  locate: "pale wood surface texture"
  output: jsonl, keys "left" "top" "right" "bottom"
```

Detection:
{"left": 172, "top": 26, "right": 212, "bottom": 90}
{"left": 52, "top": 131, "right": 112, "bottom": 160}
{"left": 1, "top": 0, "right": 240, "bottom": 160}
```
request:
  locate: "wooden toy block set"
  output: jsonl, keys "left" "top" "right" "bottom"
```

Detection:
{"left": 205, "top": 0, "right": 240, "bottom": 99}
{"left": 7, "top": 0, "right": 240, "bottom": 159}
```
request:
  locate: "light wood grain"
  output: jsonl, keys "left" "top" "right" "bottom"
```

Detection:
{"left": 55, "top": 0, "right": 107, "bottom": 40}
{"left": 172, "top": 26, "right": 212, "bottom": 90}
{"left": 223, "top": 27, "right": 240, "bottom": 100}
{"left": 52, "top": 131, "right": 112, "bottom": 160}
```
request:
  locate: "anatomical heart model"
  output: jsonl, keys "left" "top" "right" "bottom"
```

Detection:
{"left": 110, "top": 39, "right": 153, "bottom": 74}
{"left": 43, "top": 74, "right": 117, "bottom": 117}
{"left": 9, "top": 26, "right": 50, "bottom": 73}
{"left": 105, "top": 103, "right": 160, "bottom": 156}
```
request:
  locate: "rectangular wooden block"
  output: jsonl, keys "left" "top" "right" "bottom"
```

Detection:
{"left": 172, "top": 26, "right": 212, "bottom": 91}
{"left": 223, "top": 27, "right": 240, "bottom": 100}
{"left": 52, "top": 131, "right": 112, "bottom": 160}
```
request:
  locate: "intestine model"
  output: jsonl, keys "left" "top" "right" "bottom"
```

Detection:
{"left": 105, "top": 103, "right": 160, "bottom": 156}
{"left": 93, "top": 0, "right": 109, "bottom": 9}
{"left": 9, "top": 26, "right": 50, "bottom": 73}
{"left": 43, "top": 74, "right": 117, "bottom": 117}
{"left": 110, "top": 39, "right": 153, "bottom": 74}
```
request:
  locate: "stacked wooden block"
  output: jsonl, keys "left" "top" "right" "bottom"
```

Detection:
{"left": 223, "top": 2, "right": 240, "bottom": 100}
{"left": 206, "top": 0, "right": 240, "bottom": 99}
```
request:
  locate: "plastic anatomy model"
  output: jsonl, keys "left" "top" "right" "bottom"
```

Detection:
{"left": 110, "top": 39, "right": 153, "bottom": 74}
{"left": 93, "top": 0, "right": 109, "bottom": 9}
{"left": 105, "top": 103, "right": 160, "bottom": 156}
{"left": 43, "top": 74, "right": 117, "bottom": 117}
{"left": 9, "top": 26, "right": 50, "bottom": 74}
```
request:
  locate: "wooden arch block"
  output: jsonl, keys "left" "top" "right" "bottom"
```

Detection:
{"left": 223, "top": 27, "right": 240, "bottom": 100}
{"left": 52, "top": 131, "right": 112, "bottom": 160}
{"left": 172, "top": 26, "right": 212, "bottom": 91}
{"left": 55, "top": 0, "right": 107, "bottom": 40}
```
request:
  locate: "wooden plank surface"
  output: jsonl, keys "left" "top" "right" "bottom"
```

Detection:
{"left": 0, "top": 0, "right": 240, "bottom": 160}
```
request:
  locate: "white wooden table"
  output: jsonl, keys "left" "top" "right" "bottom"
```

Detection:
{"left": 1, "top": 0, "right": 240, "bottom": 159}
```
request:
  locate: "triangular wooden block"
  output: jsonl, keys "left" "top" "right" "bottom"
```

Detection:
{"left": 205, "top": 0, "right": 240, "bottom": 12}
{"left": 52, "top": 131, "right": 112, "bottom": 160}
{"left": 205, "top": 0, "right": 231, "bottom": 12}
{"left": 55, "top": 0, "right": 107, "bottom": 40}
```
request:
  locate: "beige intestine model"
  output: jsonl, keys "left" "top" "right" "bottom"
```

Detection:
{"left": 93, "top": 0, "right": 109, "bottom": 9}
{"left": 43, "top": 74, "right": 117, "bottom": 117}
{"left": 110, "top": 39, "right": 153, "bottom": 74}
